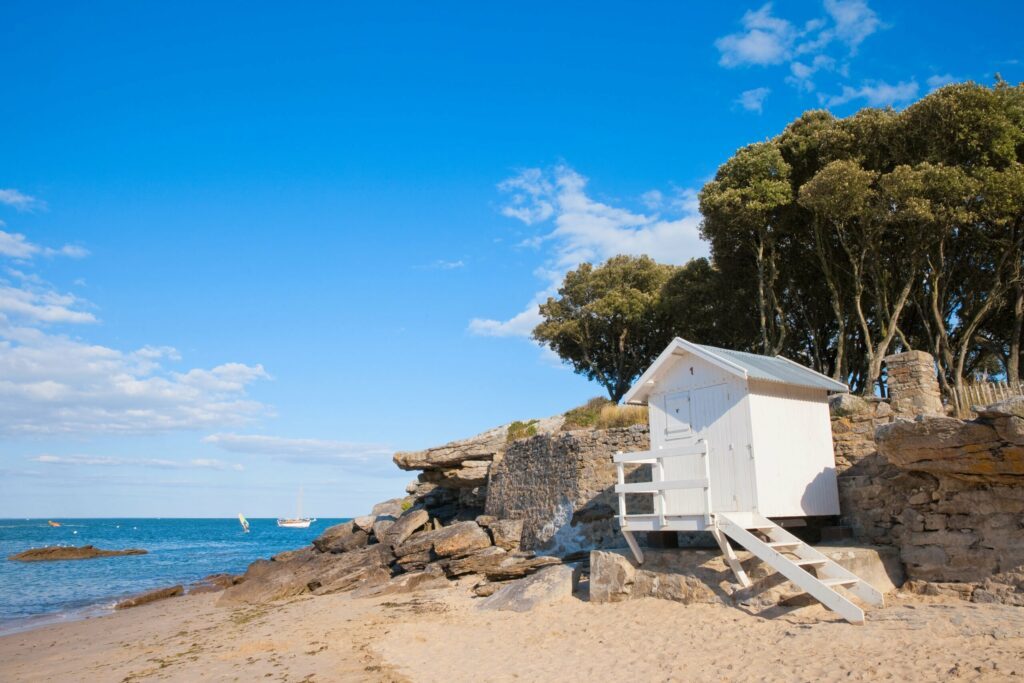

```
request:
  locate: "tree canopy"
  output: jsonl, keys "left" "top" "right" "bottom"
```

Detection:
{"left": 536, "top": 80, "right": 1024, "bottom": 399}
{"left": 532, "top": 255, "right": 677, "bottom": 402}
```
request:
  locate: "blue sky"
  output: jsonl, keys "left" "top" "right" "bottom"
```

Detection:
{"left": 1, "top": 2, "right": 1020, "bottom": 517}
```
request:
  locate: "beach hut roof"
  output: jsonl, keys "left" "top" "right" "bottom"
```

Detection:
{"left": 623, "top": 338, "right": 849, "bottom": 404}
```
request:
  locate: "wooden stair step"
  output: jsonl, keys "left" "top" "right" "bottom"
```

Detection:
{"left": 766, "top": 541, "right": 801, "bottom": 549}
{"left": 793, "top": 558, "right": 828, "bottom": 567}
{"left": 821, "top": 577, "right": 859, "bottom": 587}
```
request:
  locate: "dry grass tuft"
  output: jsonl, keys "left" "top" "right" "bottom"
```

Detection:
{"left": 562, "top": 397, "right": 647, "bottom": 430}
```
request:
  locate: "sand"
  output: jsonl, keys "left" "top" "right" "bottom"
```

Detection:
{"left": 1, "top": 583, "right": 1022, "bottom": 682}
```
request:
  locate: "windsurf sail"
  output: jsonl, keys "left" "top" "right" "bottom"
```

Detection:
{"left": 238, "top": 513, "right": 250, "bottom": 533}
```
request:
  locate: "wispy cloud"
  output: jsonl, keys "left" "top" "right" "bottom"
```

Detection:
{"left": 0, "top": 229, "right": 88, "bottom": 260}
{"left": 30, "top": 454, "right": 244, "bottom": 471}
{"left": 824, "top": 0, "right": 880, "bottom": 52}
{"left": 203, "top": 433, "right": 392, "bottom": 466}
{"left": 469, "top": 165, "right": 706, "bottom": 338}
{"left": 716, "top": 1, "right": 887, "bottom": 98}
{"left": 0, "top": 233, "right": 272, "bottom": 435}
{"left": 821, "top": 79, "right": 919, "bottom": 107}
{"left": 926, "top": 73, "right": 958, "bottom": 90}
{"left": 736, "top": 87, "right": 772, "bottom": 112}
{"left": 431, "top": 259, "right": 465, "bottom": 270}
{"left": 785, "top": 55, "right": 836, "bottom": 92}
{"left": 716, "top": 4, "right": 797, "bottom": 68}
{"left": 0, "top": 189, "right": 46, "bottom": 212}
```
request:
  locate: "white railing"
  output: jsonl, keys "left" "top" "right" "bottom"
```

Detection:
{"left": 614, "top": 440, "right": 713, "bottom": 528}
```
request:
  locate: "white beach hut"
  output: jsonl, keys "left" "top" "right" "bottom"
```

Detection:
{"left": 614, "top": 338, "right": 884, "bottom": 623}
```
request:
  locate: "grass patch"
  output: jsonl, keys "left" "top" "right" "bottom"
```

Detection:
{"left": 562, "top": 397, "right": 648, "bottom": 431}
{"left": 506, "top": 419, "right": 539, "bottom": 443}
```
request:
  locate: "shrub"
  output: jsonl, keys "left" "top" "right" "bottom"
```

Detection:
{"left": 506, "top": 419, "right": 539, "bottom": 443}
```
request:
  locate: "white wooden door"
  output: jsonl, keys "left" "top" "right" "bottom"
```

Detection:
{"left": 690, "top": 383, "right": 755, "bottom": 513}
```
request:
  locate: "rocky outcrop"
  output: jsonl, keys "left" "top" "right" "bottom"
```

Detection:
{"left": 188, "top": 573, "right": 244, "bottom": 594}
{"left": 485, "top": 426, "right": 650, "bottom": 554}
{"left": 312, "top": 521, "right": 371, "bottom": 553}
{"left": 218, "top": 491, "right": 568, "bottom": 606}
{"left": 876, "top": 414, "right": 1024, "bottom": 483}
{"left": 115, "top": 585, "right": 183, "bottom": 609}
{"left": 393, "top": 416, "right": 564, "bottom": 507}
{"left": 7, "top": 545, "right": 147, "bottom": 562}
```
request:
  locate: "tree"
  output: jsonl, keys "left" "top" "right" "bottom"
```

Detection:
{"left": 533, "top": 255, "right": 677, "bottom": 402}
{"left": 699, "top": 143, "right": 793, "bottom": 355}
{"left": 660, "top": 258, "right": 754, "bottom": 350}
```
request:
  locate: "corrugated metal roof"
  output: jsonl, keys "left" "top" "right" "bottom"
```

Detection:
{"left": 694, "top": 343, "right": 849, "bottom": 392}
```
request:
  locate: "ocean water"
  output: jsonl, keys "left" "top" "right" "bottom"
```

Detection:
{"left": 0, "top": 518, "right": 347, "bottom": 635}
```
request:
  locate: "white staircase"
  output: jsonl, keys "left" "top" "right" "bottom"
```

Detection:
{"left": 716, "top": 512, "right": 884, "bottom": 625}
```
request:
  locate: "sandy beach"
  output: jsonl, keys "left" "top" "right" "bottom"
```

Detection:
{"left": 1, "top": 582, "right": 1022, "bottom": 683}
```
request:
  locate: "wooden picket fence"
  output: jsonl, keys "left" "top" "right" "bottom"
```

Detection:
{"left": 950, "top": 380, "right": 1024, "bottom": 417}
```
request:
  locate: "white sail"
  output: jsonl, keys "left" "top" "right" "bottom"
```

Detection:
{"left": 238, "top": 513, "right": 250, "bottom": 533}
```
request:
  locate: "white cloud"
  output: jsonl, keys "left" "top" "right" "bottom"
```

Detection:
{"left": 0, "top": 282, "right": 97, "bottom": 324}
{"left": 640, "top": 190, "right": 664, "bottom": 210}
{"left": 0, "top": 229, "right": 88, "bottom": 260}
{"left": 824, "top": 0, "right": 880, "bottom": 51}
{"left": 785, "top": 54, "right": 836, "bottom": 91}
{"left": 822, "top": 79, "right": 919, "bottom": 107}
{"left": 0, "top": 318, "right": 271, "bottom": 435}
{"left": 31, "top": 454, "right": 244, "bottom": 471}
{"left": 431, "top": 259, "right": 465, "bottom": 270}
{"left": 736, "top": 87, "right": 772, "bottom": 113}
{"left": 716, "top": 4, "right": 796, "bottom": 67}
{"left": 718, "top": 1, "right": 886, "bottom": 96}
{"left": 470, "top": 165, "right": 706, "bottom": 338}
{"left": 926, "top": 73, "right": 958, "bottom": 90}
{"left": 497, "top": 168, "right": 555, "bottom": 225}
{"left": 0, "top": 189, "right": 45, "bottom": 212}
{"left": 203, "top": 433, "right": 392, "bottom": 466}
{"left": 0, "top": 230, "right": 271, "bottom": 435}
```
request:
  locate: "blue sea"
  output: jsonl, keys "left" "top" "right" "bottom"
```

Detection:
{"left": 0, "top": 518, "right": 346, "bottom": 635}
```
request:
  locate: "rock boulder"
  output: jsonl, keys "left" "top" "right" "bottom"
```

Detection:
{"left": 477, "top": 564, "right": 575, "bottom": 612}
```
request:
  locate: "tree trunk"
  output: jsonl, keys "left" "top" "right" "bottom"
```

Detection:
{"left": 1009, "top": 282, "right": 1023, "bottom": 384}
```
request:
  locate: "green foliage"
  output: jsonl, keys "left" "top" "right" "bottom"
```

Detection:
{"left": 694, "top": 80, "right": 1024, "bottom": 394}
{"left": 533, "top": 255, "right": 678, "bottom": 402}
{"left": 537, "top": 81, "right": 1024, "bottom": 399}
{"left": 506, "top": 419, "right": 539, "bottom": 443}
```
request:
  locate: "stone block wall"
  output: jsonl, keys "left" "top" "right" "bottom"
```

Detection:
{"left": 833, "top": 352, "right": 1024, "bottom": 601}
{"left": 884, "top": 350, "right": 944, "bottom": 416}
{"left": 485, "top": 426, "right": 650, "bottom": 555}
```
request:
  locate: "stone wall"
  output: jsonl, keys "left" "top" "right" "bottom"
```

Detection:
{"left": 485, "top": 426, "right": 650, "bottom": 555}
{"left": 832, "top": 353, "right": 1024, "bottom": 602}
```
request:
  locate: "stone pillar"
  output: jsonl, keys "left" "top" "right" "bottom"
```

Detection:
{"left": 884, "top": 351, "right": 943, "bottom": 416}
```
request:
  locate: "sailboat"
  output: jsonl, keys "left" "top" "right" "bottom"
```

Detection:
{"left": 277, "top": 487, "right": 315, "bottom": 528}
{"left": 238, "top": 513, "right": 250, "bottom": 533}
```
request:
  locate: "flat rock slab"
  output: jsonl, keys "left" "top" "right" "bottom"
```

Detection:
{"left": 115, "top": 585, "right": 183, "bottom": 609}
{"left": 8, "top": 545, "right": 147, "bottom": 562}
{"left": 478, "top": 564, "right": 574, "bottom": 612}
